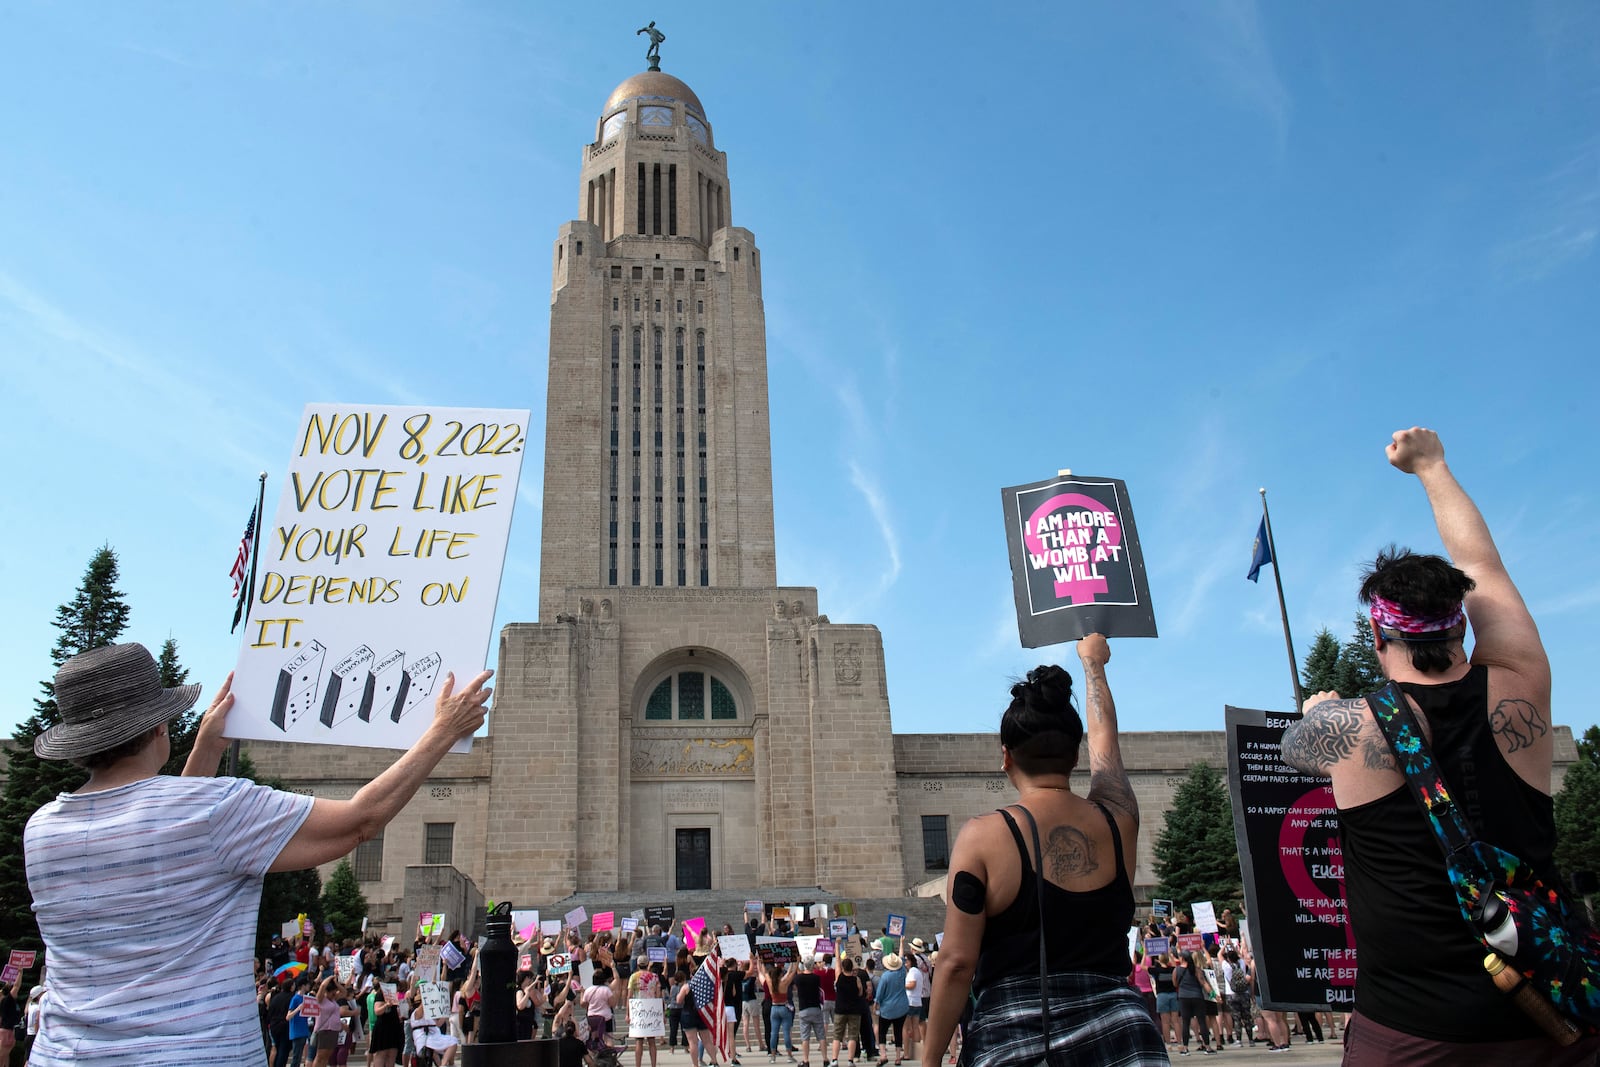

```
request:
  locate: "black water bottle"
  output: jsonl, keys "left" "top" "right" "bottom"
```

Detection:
{"left": 479, "top": 901, "right": 518, "bottom": 1044}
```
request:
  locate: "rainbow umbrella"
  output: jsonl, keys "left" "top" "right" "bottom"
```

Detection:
{"left": 274, "top": 961, "right": 307, "bottom": 983}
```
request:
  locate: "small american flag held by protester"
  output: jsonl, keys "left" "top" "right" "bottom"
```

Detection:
{"left": 229, "top": 507, "right": 257, "bottom": 597}
{"left": 690, "top": 950, "right": 729, "bottom": 1059}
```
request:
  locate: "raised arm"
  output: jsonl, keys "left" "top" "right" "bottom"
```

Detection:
{"left": 182, "top": 673, "right": 235, "bottom": 776}
{"left": 1388, "top": 428, "right": 1547, "bottom": 679}
{"left": 1079, "top": 634, "right": 1138, "bottom": 825}
{"left": 268, "top": 670, "right": 493, "bottom": 872}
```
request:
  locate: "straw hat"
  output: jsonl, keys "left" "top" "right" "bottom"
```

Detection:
{"left": 882, "top": 953, "right": 902, "bottom": 971}
{"left": 35, "top": 643, "right": 201, "bottom": 761}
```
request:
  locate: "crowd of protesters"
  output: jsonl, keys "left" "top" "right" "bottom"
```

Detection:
{"left": 5, "top": 900, "right": 1345, "bottom": 1067}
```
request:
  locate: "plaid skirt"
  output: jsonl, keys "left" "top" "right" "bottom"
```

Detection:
{"left": 964, "top": 971, "right": 1169, "bottom": 1067}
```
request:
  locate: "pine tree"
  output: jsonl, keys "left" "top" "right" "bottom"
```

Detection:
{"left": 1301, "top": 628, "right": 1342, "bottom": 694}
{"left": 0, "top": 547, "right": 132, "bottom": 949}
{"left": 320, "top": 859, "right": 369, "bottom": 942}
{"left": 1334, "top": 611, "right": 1385, "bottom": 697}
{"left": 1556, "top": 726, "right": 1600, "bottom": 891}
{"left": 1153, "top": 762, "right": 1243, "bottom": 912}
{"left": 156, "top": 637, "right": 204, "bottom": 776}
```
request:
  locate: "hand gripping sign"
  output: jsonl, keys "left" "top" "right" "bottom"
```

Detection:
{"left": 1001, "top": 473, "right": 1157, "bottom": 646}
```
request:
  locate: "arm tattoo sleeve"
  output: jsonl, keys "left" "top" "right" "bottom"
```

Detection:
{"left": 1280, "top": 699, "right": 1369, "bottom": 774}
{"left": 1083, "top": 667, "right": 1140, "bottom": 819}
{"left": 1490, "top": 699, "right": 1548, "bottom": 753}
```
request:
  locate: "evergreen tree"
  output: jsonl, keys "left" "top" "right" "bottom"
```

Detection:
{"left": 1334, "top": 611, "right": 1385, "bottom": 697}
{"left": 0, "top": 547, "right": 131, "bottom": 949}
{"left": 1301, "top": 628, "right": 1342, "bottom": 694}
{"left": 1556, "top": 726, "right": 1600, "bottom": 890}
{"left": 320, "top": 859, "right": 369, "bottom": 942}
{"left": 1153, "top": 762, "right": 1243, "bottom": 912}
{"left": 156, "top": 636, "right": 203, "bottom": 776}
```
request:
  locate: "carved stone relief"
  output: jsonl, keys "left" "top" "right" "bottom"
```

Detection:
{"left": 630, "top": 736, "right": 755, "bottom": 778}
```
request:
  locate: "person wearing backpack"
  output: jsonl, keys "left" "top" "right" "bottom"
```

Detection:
{"left": 1221, "top": 949, "right": 1252, "bottom": 1047}
{"left": 1281, "top": 427, "right": 1600, "bottom": 1062}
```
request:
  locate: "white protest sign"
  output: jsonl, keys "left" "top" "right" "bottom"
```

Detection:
{"left": 795, "top": 936, "right": 818, "bottom": 960}
{"left": 512, "top": 910, "right": 540, "bottom": 942}
{"left": 548, "top": 953, "right": 571, "bottom": 975}
{"left": 229, "top": 403, "right": 530, "bottom": 752}
{"left": 540, "top": 920, "right": 562, "bottom": 937}
{"left": 281, "top": 921, "right": 299, "bottom": 940}
{"left": 630, "top": 998, "right": 666, "bottom": 1038}
{"left": 381, "top": 936, "right": 396, "bottom": 954}
{"left": 565, "top": 906, "right": 588, "bottom": 929}
{"left": 579, "top": 960, "right": 596, "bottom": 989}
{"left": 415, "top": 945, "right": 442, "bottom": 984}
{"left": 1192, "top": 901, "right": 1218, "bottom": 935}
{"left": 381, "top": 982, "right": 399, "bottom": 1004}
{"left": 719, "top": 934, "right": 751, "bottom": 961}
{"left": 336, "top": 954, "right": 357, "bottom": 984}
{"left": 621, "top": 917, "right": 639, "bottom": 933}
{"left": 419, "top": 980, "right": 451, "bottom": 1020}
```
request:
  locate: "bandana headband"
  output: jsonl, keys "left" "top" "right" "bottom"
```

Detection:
{"left": 1370, "top": 593, "right": 1464, "bottom": 639}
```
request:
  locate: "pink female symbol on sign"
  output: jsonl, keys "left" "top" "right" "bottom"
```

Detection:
{"left": 1023, "top": 493, "right": 1124, "bottom": 604}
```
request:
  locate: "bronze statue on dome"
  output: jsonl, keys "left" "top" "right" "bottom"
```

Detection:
{"left": 637, "top": 21, "right": 665, "bottom": 71}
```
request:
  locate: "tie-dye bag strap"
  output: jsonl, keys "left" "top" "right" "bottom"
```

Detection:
{"left": 1366, "top": 681, "right": 1600, "bottom": 1027}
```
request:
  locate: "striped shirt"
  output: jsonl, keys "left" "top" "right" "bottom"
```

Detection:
{"left": 24, "top": 774, "right": 313, "bottom": 1066}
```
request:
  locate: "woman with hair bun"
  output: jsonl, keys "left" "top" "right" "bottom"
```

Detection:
{"left": 922, "top": 635, "right": 1166, "bottom": 1067}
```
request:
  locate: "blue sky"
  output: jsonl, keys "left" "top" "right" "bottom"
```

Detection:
{"left": 2, "top": 2, "right": 1597, "bottom": 744}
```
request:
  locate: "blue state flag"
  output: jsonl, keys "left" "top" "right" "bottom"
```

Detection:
{"left": 1246, "top": 517, "right": 1273, "bottom": 582}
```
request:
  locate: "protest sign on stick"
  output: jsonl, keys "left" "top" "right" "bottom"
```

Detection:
{"left": 1001, "top": 473, "right": 1157, "bottom": 645}
{"left": 227, "top": 403, "right": 530, "bottom": 752}
{"left": 1227, "top": 704, "right": 1353, "bottom": 1011}
{"left": 512, "top": 910, "right": 540, "bottom": 942}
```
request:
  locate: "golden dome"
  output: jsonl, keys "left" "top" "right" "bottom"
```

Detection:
{"left": 602, "top": 71, "right": 706, "bottom": 119}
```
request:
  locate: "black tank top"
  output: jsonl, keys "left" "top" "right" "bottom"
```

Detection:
{"left": 972, "top": 803, "right": 1135, "bottom": 990}
{"left": 1338, "top": 665, "right": 1557, "bottom": 1041}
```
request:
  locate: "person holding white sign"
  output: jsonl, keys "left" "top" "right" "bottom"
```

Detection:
{"left": 22, "top": 641, "right": 493, "bottom": 1067}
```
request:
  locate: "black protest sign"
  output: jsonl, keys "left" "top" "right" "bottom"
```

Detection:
{"left": 754, "top": 938, "right": 798, "bottom": 966}
{"left": 1226, "top": 706, "right": 1355, "bottom": 1011}
{"left": 644, "top": 906, "right": 675, "bottom": 930}
{"left": 1001, "top": 474, "right": 1156, "bottom": 646}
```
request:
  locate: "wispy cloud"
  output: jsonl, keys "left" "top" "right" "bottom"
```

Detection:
{"left": 1493, "top": 136, "right": 1600, "bottom": 282}
{"left": 1190, "top": 0, "right": 1293, "bottom": 149}
{"left": 0, "top": 269, "right": 276, "bottom": 474}
{"left": 848, "top": 459, "right": 902, "bottom": 598}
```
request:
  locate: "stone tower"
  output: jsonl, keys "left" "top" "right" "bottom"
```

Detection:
{"left": 483, "top": 67, "right": 908, "bottom": 901}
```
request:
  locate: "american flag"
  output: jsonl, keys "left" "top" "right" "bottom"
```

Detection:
{"left": 229, "top": 506, "right": 257, "bottom": 597}
{"left": 689, "top": 952, "right": 729, "bottom": 1060}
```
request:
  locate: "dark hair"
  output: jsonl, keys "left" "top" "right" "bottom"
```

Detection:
{"left": 73, "top": 723, "right": 164, "bottom": 771}
{"left": 1358, "top": 546, "right": 1475, "bottom": 674}
{"left": 1000, "top": 665, "right": 1084, "bottom": 776}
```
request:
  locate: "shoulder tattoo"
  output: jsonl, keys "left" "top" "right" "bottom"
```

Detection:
{"left": 1361, "top": 738, "right": 1398, "bottom": 771}
{"left": 1042, "top": 824, "right": 1099, "bottom": 880}
{"left": 1490, "top": 699, "right": 1547, "bottom": 753}
{"left": 1280, "top": 698, "right": 1369, "bottom": 774}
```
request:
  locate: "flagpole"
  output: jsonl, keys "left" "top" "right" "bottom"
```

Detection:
{"left": 1260, "top": 488, "right": 1305, "bottom": 713}
{"left": 227, "top": 471, "right": 267, "bottom": 778}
